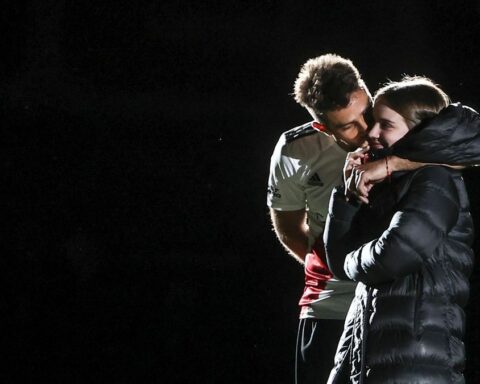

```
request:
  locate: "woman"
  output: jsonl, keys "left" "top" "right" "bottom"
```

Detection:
{"left": 323, "top": 76, "right": 476, "bottom": 384}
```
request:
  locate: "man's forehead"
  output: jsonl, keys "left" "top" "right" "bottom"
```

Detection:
{"left": 345, "top": 89, "right": 370, "bottom": 108}
{"left": 325, "top": 90, "right": 370, "bottom": 127}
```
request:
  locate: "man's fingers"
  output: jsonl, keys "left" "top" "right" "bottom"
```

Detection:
{"left": 344, "top": 159, "right": 360, "bottom": 175}
{"left": 346, "top": 173, "right": 356, "bottom": 192}
{"left": 357, "top": 194, "right": 369, "bottom": 204}
{"left": 344, "top": 171, "right": 367, "bottom": 204}
{"left": 346, "top": 152, "right": 366, "bottom": 162}
{"left": 344, "top": 147, "right": 371, "bottom": 183}
{"left": 345, "top": 147, "right": 369, "bottom": 162}
{"left": 355, "top": 170, "right": 370, "bottom": 198}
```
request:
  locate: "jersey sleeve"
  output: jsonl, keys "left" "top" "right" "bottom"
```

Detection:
{"left": 267, "top": 135, "right": 306, "bottom": 211}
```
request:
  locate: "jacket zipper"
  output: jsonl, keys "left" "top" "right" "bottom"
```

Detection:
{"left": 360, "top": 287, "right": 373, "bottom": 384}
{"left": 413, "top": 273, "right": 423, "bottom": 337}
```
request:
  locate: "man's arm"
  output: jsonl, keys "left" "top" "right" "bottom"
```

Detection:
{"left": 270, "top": 208, "right": 309, "bottom": 264}
{"left": 323, "top": 187, "right": 362, "bottom": 280}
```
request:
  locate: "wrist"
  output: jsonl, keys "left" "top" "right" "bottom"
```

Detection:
{"left": 387, "top": 155, "right": 398, "bottom": 172}
{"left": 385, "top": 156, "right": 391, "bottom": 180}
{"left": 389, "top": 155, "right": 419, "bottom": 172}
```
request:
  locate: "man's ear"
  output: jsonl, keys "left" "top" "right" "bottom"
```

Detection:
{"left": 307, "top": 107, "right": 332, "bottom": 135}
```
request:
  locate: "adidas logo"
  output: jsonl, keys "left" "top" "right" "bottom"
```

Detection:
{"left": 268, "top": 185, "right": 281, "bottom": 198}
{"left": 308, "top": 173, "right": 324, "bottom": 186}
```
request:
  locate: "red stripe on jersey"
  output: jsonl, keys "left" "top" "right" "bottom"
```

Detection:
{"left": 311, "top": 121, "right": 327, "bottom": 132}
{"left": 298, "top": 237, "right": 333, "bottom": 306}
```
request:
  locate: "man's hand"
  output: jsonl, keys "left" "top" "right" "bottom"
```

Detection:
{"left": 343, "top": 147, "right": 369, "bottom": 186}
{"left": 343, "top": 147, "right": 370, "bottom": 204}
{"left": 345, "top": 168, "right": 371, "bottom": 204}
{"left": 348, "top": 158, "right": 389, "bottom": 202}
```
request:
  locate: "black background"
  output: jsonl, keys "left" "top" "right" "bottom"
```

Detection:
{"left": 3, "top": 1, "right": 480, "bottom": 383}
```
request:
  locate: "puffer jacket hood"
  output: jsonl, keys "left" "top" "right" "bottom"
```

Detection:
{"left": 392, "top": 103, "right": 480, "bottom": 165}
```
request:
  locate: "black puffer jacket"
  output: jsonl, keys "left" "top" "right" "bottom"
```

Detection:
{"left": 323, "top": 104, "right": 478, "bottom": 384}
{"left": 392, "top": 103, "right": 480, "bottom": 165}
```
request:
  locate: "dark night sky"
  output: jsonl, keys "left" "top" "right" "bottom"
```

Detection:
{"left": 3, "top": 1, "right": 480, "bottom": 383}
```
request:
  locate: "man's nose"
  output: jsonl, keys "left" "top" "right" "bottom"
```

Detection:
{"left": 368, "top": 123, "right": 380, "bottom": 139}
{"left": 358, "top": 116, "right": 369, "bottom": 133}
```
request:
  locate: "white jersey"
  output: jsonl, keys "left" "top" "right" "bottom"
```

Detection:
{"left": 267, "top": 122, "right": 356, "bottom": 319}
{"left": 268, "top": 122, "right": 346, "bottom": 241}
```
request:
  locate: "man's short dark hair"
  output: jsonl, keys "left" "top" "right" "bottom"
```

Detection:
{"left": 294, "top": 54, "right": 366, "bottom": 115}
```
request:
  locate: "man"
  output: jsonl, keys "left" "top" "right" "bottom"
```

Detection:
{"left": 267, "top": 54, "right": 430, "bottom": 383}
{"left": 267, "top": 54, "right": 373, "bottom": 384}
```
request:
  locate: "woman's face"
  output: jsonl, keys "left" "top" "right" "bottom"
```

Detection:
{"left": 368, "top": 102, "right": 410, "bottom": 149}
